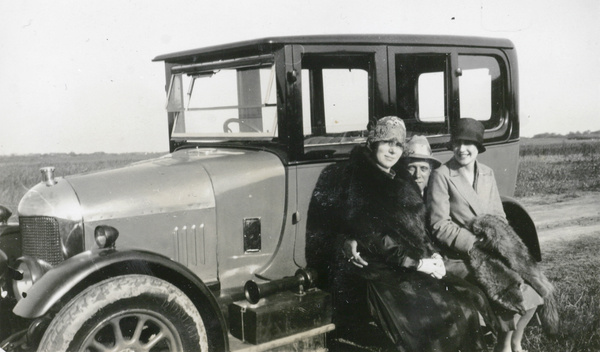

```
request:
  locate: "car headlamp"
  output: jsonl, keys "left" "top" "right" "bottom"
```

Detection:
{"left": 12, "top": 257, "right": 51, "bottom": 300}
{"left": 94, "top": 225, "right": 119, "bottom": 249}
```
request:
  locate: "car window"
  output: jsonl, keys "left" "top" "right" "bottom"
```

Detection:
{"left": 300, "top": 55, "right": 372, "bottom": 158}
{"left": 418, "top": 72, "right": 445, "bottom": 123}
{"left": 394, "top": 53, "right": 505, "bottom": 136}
{"left": 458, "top": 55, "right": 504, "bottom": 129}
{"left": 395, "top": 54, "right": 449, "bottom": 136}
{"left": 167, "top": 63, "right": 278, "bottom": 140}
{"left": 302, "top": 68, "right": 369, "bottom": 136}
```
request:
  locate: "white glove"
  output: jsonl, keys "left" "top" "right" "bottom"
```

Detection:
{"left": 431, "top": 252, "right": 443, "bottom": 260}
{"left": 417, "top": 257, "right": 446, "bottom": 279}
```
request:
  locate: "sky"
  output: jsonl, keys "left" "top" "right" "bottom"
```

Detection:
{"left": 0, "top": 0, "right": 598, "bottom": 155}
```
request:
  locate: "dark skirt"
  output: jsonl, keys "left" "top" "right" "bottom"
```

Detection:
{"left": 365, "top": 268, "right": 495, "bottom": 352}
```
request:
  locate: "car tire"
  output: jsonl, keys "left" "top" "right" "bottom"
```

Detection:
{"left": 38, "top": 274, "right": 209, "bottom": 352}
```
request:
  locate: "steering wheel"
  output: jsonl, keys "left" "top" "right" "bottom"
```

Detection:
{"left": 222, "top": 118, "right": 262, "bottom": 133}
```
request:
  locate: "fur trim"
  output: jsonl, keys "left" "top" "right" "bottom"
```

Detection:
{"left": 306, "top": 146, "right": 431, "bottom": 288}
{"left": 539, "top": 291, "right": 560, "bottom": 335}
{"left": 469, "top": 214, "right": 559, "bottom": 335}
{"left": 471, "top": 215, "right": 554, "bottom": 297}
{"left": 469, "top": 245, "right": 526, "bottom": 314}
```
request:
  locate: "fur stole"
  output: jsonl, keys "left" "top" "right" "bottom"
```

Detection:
{"left": 342, "top": 146, "right": 432, "bottom": 259}
{"left": 305, "top": 146, "right": 432, "bottom": 287}
{"left": 468, "top": 214, "right": 559, "bottom": 335}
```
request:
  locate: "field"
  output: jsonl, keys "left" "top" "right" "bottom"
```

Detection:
{"left": 515, "top": 139, "right": 600, "bottom": 351}
{"left": 517, "top": 138, "right": 600, "bottom": 197}
{"left": 0, "top": 152, "right": 164, "bottom": 218}
{"left": 524, "top": 234, "right": 600, "bottom": 351}
{"left": 3, "top": 139, "right": 599, "bottom": 211}
{"left": 1, "top": 139, "right": 600, "bottom": 351}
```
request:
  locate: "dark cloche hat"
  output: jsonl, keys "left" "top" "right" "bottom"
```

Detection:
{"left": 450, "top": 118, "right": 486, "bottom": 153}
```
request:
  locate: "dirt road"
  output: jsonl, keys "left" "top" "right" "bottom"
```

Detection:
{"left": 518, "top": 192, "right": 600, "bottom": 245}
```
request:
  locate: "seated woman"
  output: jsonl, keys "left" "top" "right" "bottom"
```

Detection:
{"left": 343, "top": 134, "right": 442, "bottom": 267}
{"left": 306, "top": 116, "right": 496, "bottom": 352}
{"left": 427, "top": 118, "right": 545, "bottom": 352}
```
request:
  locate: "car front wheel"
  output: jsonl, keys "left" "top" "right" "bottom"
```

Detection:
{"left": 38, "top": 274, "right": 209, "bottom": 352}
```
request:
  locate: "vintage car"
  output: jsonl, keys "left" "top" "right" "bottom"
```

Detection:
{"left": 0, "top": 34, "right": 540, "bottom": 351}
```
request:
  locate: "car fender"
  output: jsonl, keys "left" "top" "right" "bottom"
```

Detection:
{"left": 501, "top": 195, "right": 542, "bottom": 262}
{"left": 13, "top": 248, "right": 228, "bottom": 350}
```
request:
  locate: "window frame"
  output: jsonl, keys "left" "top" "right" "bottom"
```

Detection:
{"left": 392, "top": 51, "right": 451, "bottom": 137}
{"left": 286, "top": 44, "right": 388, "bottom": 162}
{"left": 388, "top": 46, "right": 513, "bottom": 151}
{"left": 167, "top": 56, "right": 278, "bottom": 140}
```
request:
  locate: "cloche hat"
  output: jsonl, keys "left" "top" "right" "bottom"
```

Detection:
{"left": 405, "top": 135, "right": 441, "bottom": 168}
{"left": 450, "top": 118, "right": 486, "bottom": 153}
{"left": 367, "top": 116, "right": 406, "bottom": 146}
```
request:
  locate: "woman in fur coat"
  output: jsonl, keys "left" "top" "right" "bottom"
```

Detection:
{"left": 428, "top": 118, "right": 545, "bottom": 352}
{"left": 306, "top": 116, "right": 496, "bottom": 352}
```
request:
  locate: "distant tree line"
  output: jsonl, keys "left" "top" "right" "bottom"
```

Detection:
{"left": 533, "top": 130, "right": 600, "bottom": 139}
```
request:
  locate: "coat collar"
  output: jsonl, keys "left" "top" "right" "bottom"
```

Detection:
{"left": 446, "top": 158, "right": 486, "bottom": 215}
{"left": 447, "top": 158, "right": 493, "bottom": 178}
{"left": 351, "top": 146, "right": 397, "bottom": 179}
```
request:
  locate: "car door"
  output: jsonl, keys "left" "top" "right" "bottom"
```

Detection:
{"left": 289, "top": 45, "right": 388, "bottom": 267}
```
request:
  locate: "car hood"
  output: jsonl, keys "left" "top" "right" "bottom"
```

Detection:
{"left": 19, "top": 148, "right": 283, "bottom": 223}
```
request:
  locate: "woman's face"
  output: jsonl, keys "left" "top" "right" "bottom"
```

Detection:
{"left": 452, "top": 140, "right": 479, "bottom": 166}
{"left": 373, "top": 141, "right": 403, "bottom": 171}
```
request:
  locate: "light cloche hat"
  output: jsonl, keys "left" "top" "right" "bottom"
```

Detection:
{"left": 405, "top": 135, "right": 441, "bottom": 168}
{"left": 367, "top": 116, "right": 406, "bottom": 146}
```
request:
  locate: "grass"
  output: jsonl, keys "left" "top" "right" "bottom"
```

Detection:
{"left": 516, "top": 140, "right": 600, "bottom": 197}
{"left": 515, "top": 139, "right": 600, "bottom": 351}
{"left": 523, "top": 235, "right": 600, "bottom": 352}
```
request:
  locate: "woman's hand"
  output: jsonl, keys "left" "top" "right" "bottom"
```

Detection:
{"left": 342, "top": 239, "right": 369, "bottom": 268}
{"left": 417, "top": 256, "right": 446, "bottom": 279}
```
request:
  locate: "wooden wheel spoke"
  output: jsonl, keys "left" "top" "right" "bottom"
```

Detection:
{"left": 132, "top": 316, "right": 149, "bottom": 341}
{"left": 142, "top": 331, "right": 166, "bottom": 350}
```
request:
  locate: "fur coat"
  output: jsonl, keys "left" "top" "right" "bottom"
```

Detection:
{"left": 468, "top": 214, "right": 559, "bottom": 335}
{"left": 305, "top": 146, "right": 433, "bottom": 289}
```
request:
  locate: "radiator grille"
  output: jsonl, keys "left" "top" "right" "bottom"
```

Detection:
{"left": 20, "top": 216, "right": 63, "bottom": 266}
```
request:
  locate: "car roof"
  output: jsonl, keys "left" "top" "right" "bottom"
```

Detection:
{"left": 153, "top": 34, "right": 514, "bottom": 64}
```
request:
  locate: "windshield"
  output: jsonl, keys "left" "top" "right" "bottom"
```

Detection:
{"left": 167, "top": 61, "right": 278, "bottom": 141}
